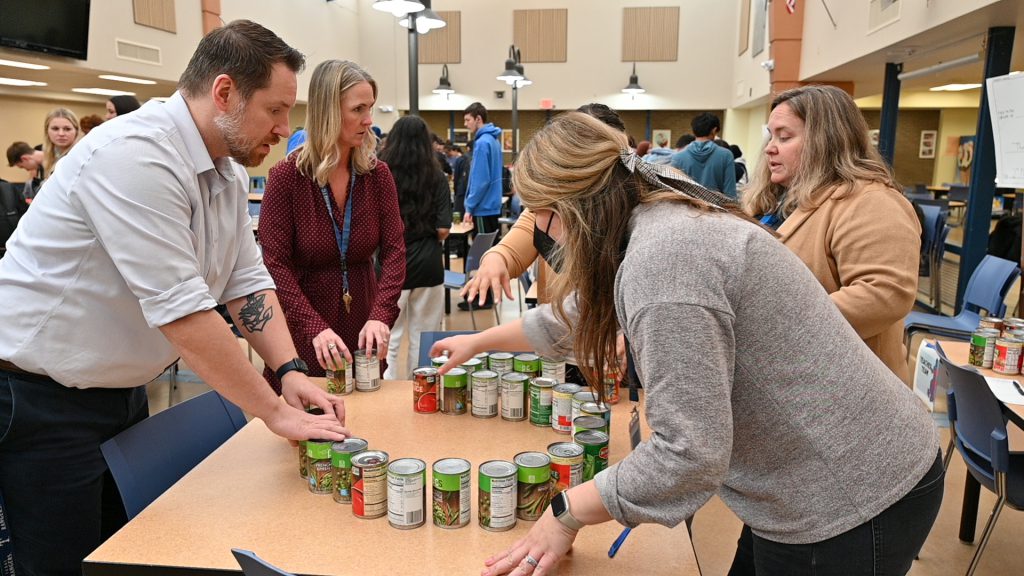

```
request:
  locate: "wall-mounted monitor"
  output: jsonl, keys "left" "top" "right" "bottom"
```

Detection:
{"left": 0, "top": 0, "right": 91, "bottom": 61}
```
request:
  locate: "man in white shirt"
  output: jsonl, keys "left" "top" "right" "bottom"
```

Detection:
{"left": 0, "top": 20, "right": 347, "bottom": 576}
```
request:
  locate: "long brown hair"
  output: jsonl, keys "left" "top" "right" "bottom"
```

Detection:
{"left": 514, "top": 112, "right": 749, "bottom": 399}
{"left": 742, "top": 84, "right": 900, "bottom": 218}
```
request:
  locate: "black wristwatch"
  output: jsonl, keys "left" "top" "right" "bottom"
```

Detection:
{"left": 550, "top": 491, "right": 584, "bottom": 530}
{"left": 275, "top": 357, "right": 309, "bottom": 381}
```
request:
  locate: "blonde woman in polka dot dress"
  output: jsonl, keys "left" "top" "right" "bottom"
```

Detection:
{"left": 259, "top": 60, "right": 406, "bottom": 392}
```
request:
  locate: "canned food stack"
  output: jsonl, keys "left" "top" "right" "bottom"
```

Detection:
{"left": 971, "top": 316, "right": 1024, "bottom": 374}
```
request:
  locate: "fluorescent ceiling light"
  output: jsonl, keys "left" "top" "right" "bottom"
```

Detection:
{"left": 0, "top": 59, "right": 49, "bottom": 70}
{"left": 0, "top": 77, "right": 47, "bottom": 87}
{"left": 99, "top": 74, "right": 156, "bottom": 85}
{"left": 929, "top": 83, "right": 982, "bottom": 92}
{"left": 72, "top": 88, "right": 137, "bottom": 96}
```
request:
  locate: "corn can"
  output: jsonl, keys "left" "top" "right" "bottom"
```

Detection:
{"left": 548, "top": 442, "right": 584, "bottom": 492}
{"left": 575, "top": 430, "right": 610, "bottom": 482}
{"left": 387, "top": 458, "right": 427, "bottom": 529}
{"left": 514, "top": 452, "right": 552, "bottom": 521}
{"left": 479, "top": 460, "right": 517, "bottom": 531}
{"left": 488, "top": 352, "right": 514, "bottom": 376}
{"left": 440, "top": 367, "right": 468, "bottom": 414}
{"left": 552, "top": 383, "right": 582, "bottom": 434}
{"left": 354, "top": 349, "right": 381, "bottom": 392}
{"left": 500, "top": 372, "right": 530, "bottom": 421}
{"left": 433, "top": 458, "right": 471, "bottom": 528}
{"left": 412, "top": 366, "right": 439, "bottom": 414}
{"left": 352, "top": 450, "right": 389, "bottom": 518}
{"left": 471, "top": 370, "right": 500, "bottom": 418}
{"left": 529, "top": 377, "right": 556, "bottom": 427}
{"left": 331, "top": 437, "right": 368, "bottom": 504}
{"left": 513, "top": 353, "right": 541, "bottom": 378}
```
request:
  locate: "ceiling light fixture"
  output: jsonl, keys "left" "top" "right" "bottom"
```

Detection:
{"left": 371, "top": 0, "right": 424, "bottom": 17}
{"left": 72, "top": 87, "right": 137, "bottom": 97}
{"left": 897, "top": 53, "right": 981, "bottom": 82}
{"left": 99, "top": 74, "right": 157, "bottom": 85}
{"left": 929, "top": 83, "right": 983, "bottom": 92}
{"left": 0, "top": 59, "right": 50, "bottom": 70}
{"left": 398, "top": 0, "right": 445, "bottom": 34}
{"left": 432, "top": 64, "right": 454, "bottom": 97}
{"left": 0, "top": 77, "right": 47, "bottom": 87}
{"left": 622, "top": 62, "right": 645, "bottom": 97}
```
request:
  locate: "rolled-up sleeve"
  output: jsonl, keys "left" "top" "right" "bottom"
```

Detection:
{"left": 69, "top": 135, "right": 217, "bottom": 328}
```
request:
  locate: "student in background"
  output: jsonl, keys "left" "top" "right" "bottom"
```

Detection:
{"left": 104, "top": 95, "right": 142, "bottom": 120}
{"left": 741, "top": 85, "right": 920, "bottom": 383}
{"left": 79, "top": 114, "right": 104, "bottom": 135}
{"left": 5, "top": 142, "right": 45, "bottom": 203}
{"left": 42, "top": 108, "right": 80, "bottom": 178}
{"left": 381, "top": 116, "right": 451, "bottom": 378}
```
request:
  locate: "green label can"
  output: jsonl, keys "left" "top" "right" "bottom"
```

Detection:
{"left": 474, "top": 351, "right": 490, "bottom": 366}
{"left": 571, "top": 390, "right": 598, "bottom": 423}
{"left": 514, "top": 451, "right": 552, "bottom": 521}
{"left": 580, "top": 400, "right": 611, "bottom": 428}
{"left": 387, "top": 458, "right": 427, "bottom": 530}
{"left": 529, "top": 377, "right": 556, "bottom": 427}
{"left": 573, "top": 415, "right": 609, "bottom": 439}
{"left": 513, "top": 353, "right": 541, "bottom": 378}
{"left": 440, "top": 367, "right": 468, "bottom": 414}
{"left": 540, "top": 357, "right": 566, "bottom": 382}
{"left": 575, "top": 430, "right": 610, "bottom": 482}
{"left": 969, "top": 328, "right": 1000, "bottom": 368}
{"left": 471, "top": 370, "right": 499, "bottom": 418}
{"left": 431, "top": 355, "right": 449, "bottom": 368}
{"left": 325, "top": 358, "right": 354, "bottom": 395}
{"left": 500, "top": 372, "right": 529, "bottom": 421}
{"left": 461, "top": 357, "right": 483, "bottom": 376}
{"left": 478, "top": 460, "right": 517, "bottom": 532}
{"left": 433, "top": 458, "right": 471, "bottom": 528}
{"left": 488, "top": 352, "right": 514, "bottom": 376}
{"left": 306, "top": 440, "right": 334, "bottom": 495}
{"left": 298, "top": 440, "right": 309, "bottom": 479}
{"left": 552, "top": 383, "right": 582, "bottom": 434}
{"left": 331, "top": 437, "right": 368, "bottom": 504}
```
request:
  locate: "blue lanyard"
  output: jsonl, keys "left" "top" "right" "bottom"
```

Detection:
{"left": 319, "top": 165, "right": 357, "bottom": 300}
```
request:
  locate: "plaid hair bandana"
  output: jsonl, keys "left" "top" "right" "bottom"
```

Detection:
{"left": 618, "top": 150, "right": 735, "bottom": 209}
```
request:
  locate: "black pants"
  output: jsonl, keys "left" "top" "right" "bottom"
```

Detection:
{"left": 0, "top": 369, "right": 148, "bottom": 575}
{"left": 727, "top": 451, "right": 944, "bottom": 576}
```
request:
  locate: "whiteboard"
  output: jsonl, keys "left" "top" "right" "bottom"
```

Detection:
{"left": 986, "top": 73, "right": 1024, "bottom": 188}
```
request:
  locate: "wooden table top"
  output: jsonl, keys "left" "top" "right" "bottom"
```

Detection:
{"left": 449, "top": 220, "right": 474, "bottom": 235}
{"left": 248, "top": 192, "right": 264, "bottom": 202}
{"left": 84, "top": 380, "right": 698, "bottom": 576}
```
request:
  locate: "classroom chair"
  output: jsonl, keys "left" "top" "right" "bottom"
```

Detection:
{"left": 444, "top": 231, "right": 500, "bottom": 329}
{"left": 231, "top": 549, "right": 294, "bottom": 576}
{"left": 101, "top": 390, "right": 248, "bottom": 519}
{"left": 941, "top": 358, "right": 1024, "bottom": 576}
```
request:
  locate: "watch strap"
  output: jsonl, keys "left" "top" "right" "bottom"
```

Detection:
{"left": 275, "top": 357, "right": 309, "bottom": 381}
{"left": 554, "top": 492, "right": 585, "bottom": 531}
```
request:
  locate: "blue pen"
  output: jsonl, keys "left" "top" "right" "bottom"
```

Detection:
{"left": 608, "top": 527, "right": 632, "bottom": 558}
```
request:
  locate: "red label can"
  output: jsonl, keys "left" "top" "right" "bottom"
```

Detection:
{"left": 413, "top": 367, "right": 439, "bottom": 413}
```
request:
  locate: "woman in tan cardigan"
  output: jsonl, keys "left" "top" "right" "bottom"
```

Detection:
{"left": 743, "top": 85, "right": 920, "bottom": 383}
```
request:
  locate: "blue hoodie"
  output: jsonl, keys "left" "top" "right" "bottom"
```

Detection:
{"left": 465, "top": 123, "right": 503, "bottom": 217}
{"left": 670, "top": 140, "right": 737, "bottom": 198}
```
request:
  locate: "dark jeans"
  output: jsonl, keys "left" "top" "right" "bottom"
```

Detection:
{"left": 0, "top": 368, "right": 148, "bottom": 576}
{"left": 727, "top": 451, "right": 944, "bottom": 576}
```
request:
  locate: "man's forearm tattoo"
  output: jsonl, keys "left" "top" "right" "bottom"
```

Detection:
{"left": 239, "top": 293, "right": 273, "bottom": 333}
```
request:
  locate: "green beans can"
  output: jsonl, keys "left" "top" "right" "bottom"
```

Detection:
{"left": 529, "top": 377, "right": 556, "bottom": 427}
{"left": 306, "top": 440, "right": 334, "bottom": 495}
{"left": 440, "top": 367, "right": 468, "bottom": 414}
{"left": 478, "top": 460, "right": 517, "bottom": 531}
{"left": 580, "top": 400, "right": 611, "bottom": 428}
{"left": 513, "top": 353, "right": 541, "bottom": 378}
{"left": 387, "top": 458, "right": 426, "bottom": 529}
{"left": 471, "top": 370, "right": 499, "bottom": 418}
{"left": 298, "top": 440, "right": 309, "bottom": 479}
{"left": 514, "top": 452, "right": 552, "bottom": 521}
{"left": 431, "top": 355, "right": 449, "bottom": 368}
{"left": 433, "top": 458, "right": 471, "bottom": 529}
{"left": 552, "top": 383, "right": 581, "bottom": 434}
{"left": 331, "top": 437, "right": 368, "bottom": 504}
{"left": 575, "top": 430, "right": 610, "bottom": 482}
{"left": 488, "top": 352, "right": 514, "bottom": 375}
{"left": 325, "top": 357, "right": 354, "bottom": 395}
{"left": 571, "top": 390, "right": 598, "bottom": 423}
{"left": 461, "top": 357, "right": 483, "bottom": 376}
{"left": 573, "top": 415, "right": 609, "bottom": 439}
{"left": 540, "top": 357, "right": 566, "bottom": 382}
{"left": 474, "top": 351, "right": 490, "bottom": 365}
{"left": 500, "top": 372, "right": 529, "bottom": 421}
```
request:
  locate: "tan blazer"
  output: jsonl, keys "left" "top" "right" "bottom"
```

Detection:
{"left": 778, "top": 180, "right": 921, "bottom": 383}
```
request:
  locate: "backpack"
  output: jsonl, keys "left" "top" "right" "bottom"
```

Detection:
{"left": 988, "top": 213, "right": 1022, "bottom": 264}
{"left": 502, "top": 165, "right": 513, "bottom": 197}
{"left": 0, "top": 179, "right": 26, "bottom": 251}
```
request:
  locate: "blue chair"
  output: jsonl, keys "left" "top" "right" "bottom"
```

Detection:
{"left": 101, "top": 391, "right": 248, "bottom": 519}
{"left": 917, "top": 205, "right": 944, "bottom": 279}
{"left": 915, "top": 197, "right": 951, "bottom": 219}
{"left": 941, "top": 358, "right": 1024, "bottom": 576}
{"left": 418, "top": 330, "right": 480, "bottom": 367}
{"left": 445, "top": 231, "right": 500, "bottom": 329}
{"left": 929, "top": 225, "right": 952, "bottom": 309}
{"left": 904, "top": 255, "right": 1021, "bottom": 357}
{"left": 232, "top": 549, "right": 294, "bottom": 576}
{"left": 517, "top": 268, "right": 534, "bottom": 314}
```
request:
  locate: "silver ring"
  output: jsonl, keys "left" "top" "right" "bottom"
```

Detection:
{"left": 327, "top": 343, "right": 337, "bottom": 350}
{"left": 525, "top": 555, "right": 539, "bottom": 568}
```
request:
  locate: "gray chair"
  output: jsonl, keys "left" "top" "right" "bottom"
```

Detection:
{"left": 232, "top": 549, "right": 294, "bottom": 576}
{"left": 444, "top": 231, "right": 500, "bottom": 329}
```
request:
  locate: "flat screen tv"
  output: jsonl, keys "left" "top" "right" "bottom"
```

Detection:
{"left": 0, "top": 0, "right": 91, "bottom": 60}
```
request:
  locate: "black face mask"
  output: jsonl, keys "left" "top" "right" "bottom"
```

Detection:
{"left": 533, "top": 216, "right": 563, "bottom": 274}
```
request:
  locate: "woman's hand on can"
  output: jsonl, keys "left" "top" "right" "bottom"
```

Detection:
{"left": 482, "top": 511, "right": 578, "bottom": 575}
{"left": 313, "top": 328, "right": 352, "bottom": 369}
{"left": 430, "top": 334, "right": 481, "bottom": 374}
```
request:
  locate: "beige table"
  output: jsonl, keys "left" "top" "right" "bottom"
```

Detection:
{"left": 85, "top": 380, "right": 699, "bottom": 576}
{"left": 935, "top": 340, "right": 1024, "bottom": 424}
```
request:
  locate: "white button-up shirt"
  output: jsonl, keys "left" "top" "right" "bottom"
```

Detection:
{"left": 0, "top": 92, "right": 274, "bottom": 388}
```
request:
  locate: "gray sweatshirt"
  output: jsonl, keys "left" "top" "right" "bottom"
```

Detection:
{"left": 523, "top": 201, "right": 939, "bottom": 545}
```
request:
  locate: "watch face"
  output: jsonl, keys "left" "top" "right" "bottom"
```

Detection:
{"left": 551, "top": 492, "right": 568, "bottom": 516}
{"left": 295, "top": 357, "right": 309, "bottom": 372}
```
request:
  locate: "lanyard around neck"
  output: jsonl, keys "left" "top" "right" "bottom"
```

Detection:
{"left": 319, "top": 164, "right": 357, "bottom": 298}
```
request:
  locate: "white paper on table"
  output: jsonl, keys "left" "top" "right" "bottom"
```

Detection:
{"left": 983, "top": 377, "right": 1024, "bottom": 406}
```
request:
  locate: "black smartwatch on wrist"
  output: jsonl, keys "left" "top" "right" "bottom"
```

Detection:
{"left": 550, "top": 491, "right": 585, "bottom": 531}
{"left": 275, "top": 357, "right": 309, "bottom": 381}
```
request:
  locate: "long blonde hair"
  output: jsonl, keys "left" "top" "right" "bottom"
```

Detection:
{"left": 514, "top": 112, "right": 747, "bottom": 399}
{"left": 742, "top": 85, "right": 899, "bottom": 218}
{"left": 43, "top": 108, "right": 80, "bottom": 178}
{"left": 296, "top": 60, "right": 378, "bottom": 185}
